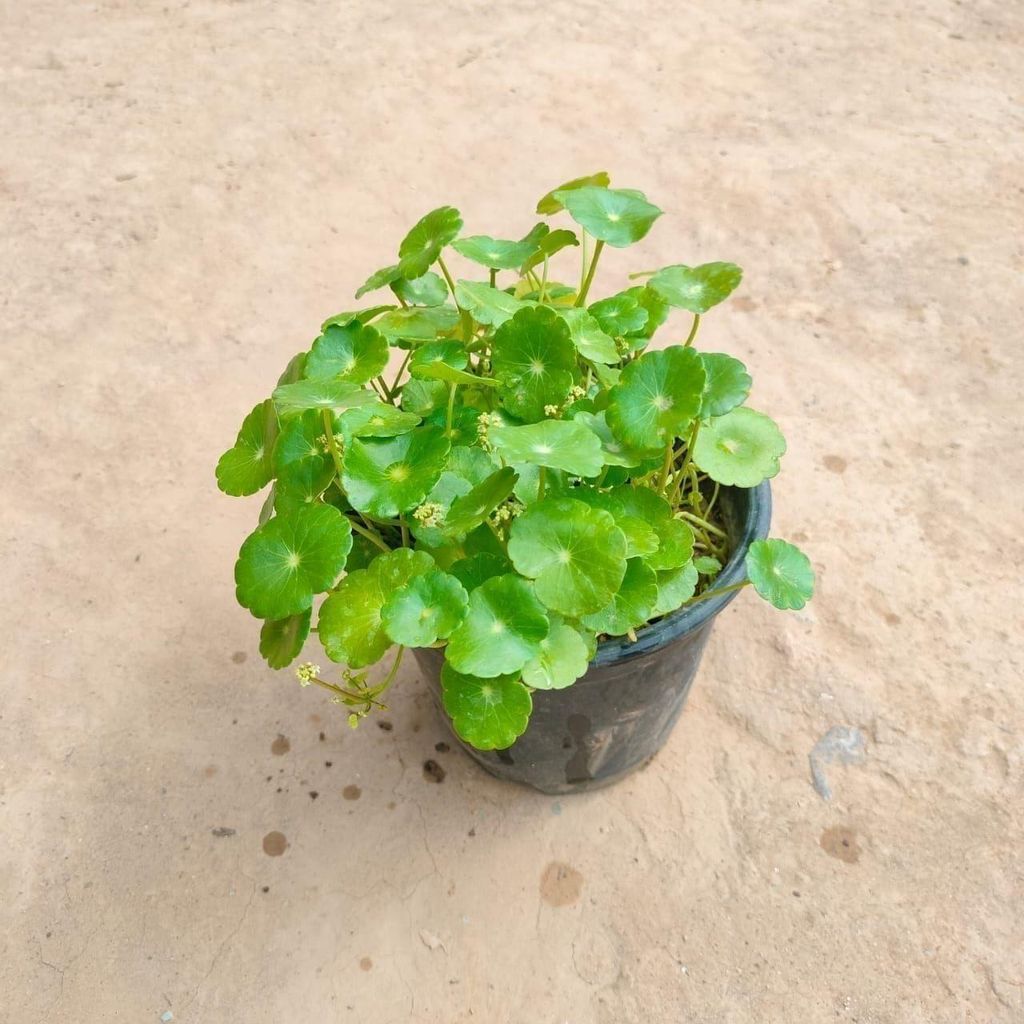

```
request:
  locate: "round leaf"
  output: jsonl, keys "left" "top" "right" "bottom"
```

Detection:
{"left": 259, "top": 610, "right": 311, "bottom": 669}
{"left": 272, "top": 376, "right": 378, "bottom": 417}
{"left": 455, "top": 280, "right": 533, "bottom": 327}
{"left": 445, "top": 575, "right": 550, "bottom": 677}
{"left": 355, "top": 263, "right": 402, "bottom": 299}
{"left": 392, "top": 271, "right": 448, "bottom": 307}
{"left": 693, "top": 407, "right": 786, "bottom": 486}
{"left": 553, "top": 186, "right": 662, "bottom": 247}
{"left": 652, "top": 561, "right": 699, "bottom": 617}
{"left": 556, "top": 308, "right": 618, "bottom": 364}
{"left": 441, "top": 663, "right": 533, "bottom": 750}
{"left": 400, "top": 378, "right": 447, "bottom": 417}
{"left": 409, "top": 340, "right": 467, "bottom": 378}
{"left": 451, "top": 224, "right": 549, "bottom": 270}
{"left": 699, "top": 352, "right": 752, "bottom": 420}
{"left": 337, "top": 401, "right": 421, "bottom": 440}
{"left": 398, "top": 206, "right": 463, "bottom": 279}
{"left": 745, "top": 539, "right": 814, "bottom": 610}
{"left": 381, "top": 568, "right": 469, "bottom": 646}
{"left": 375, "top": 305, "right": 460, "bottom": 343}
{"left": 568, "top": 410, "right": 645, "bottom": 468}
{"left": 581, "top": 558, "right": 658, "bottom": 636}
{"left": 648, "top": 262, "right": 743, "bottom": 314}
{"left": 606, "top": 346, "right": 706, "bottom": 451}
{"left": 536, "top": 172, "right": 611, "bottom": 215}
{"left": 449, "top": 552, "right": 513, "bottom": 593}
{"left": 235, "top": 505, "right": 353, "bottom": 620}
{"left": 342, "top": 426, "right": 451, "bottom": 517}
{"left": 589, "top": 293, "right": 648, "bottom": 337}
{"left": 521, "top": 617, "right": 590, "bottom": 690}
{"left": 443, "top": 467, "right": 518, "bottom": 536}
{"left": 508, "top": 498, "right": 627, "bottom": 616}
{"left": 490, "top": 420, "right": 604, "bottom": 478}
{"left": 647, "top": 518, "right": 695, "bottom": 571}
{"left": 306, "top": 322, "right": 389, "bottom": 384}
{"left": 622, "top": 284, "right": 670, "bottom": 342}
{"left": 216, "top": 399, "right": 279, "bottom": 497}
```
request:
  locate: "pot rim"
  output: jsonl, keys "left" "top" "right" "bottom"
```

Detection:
{"left": 590, "top": 480, "right": 773, "bottom": 667}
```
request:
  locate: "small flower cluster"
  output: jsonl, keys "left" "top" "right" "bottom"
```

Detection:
{"left": 295, "top": 661, "right": 320, "bottom": 686}
{"left": 476, "top": 411, "right": 503, "bottom": 451}
{"left": 492, "top": 500, "right": 525, "bottom": 524}
{"left": 412, "top": 501, "right": 444, "bottom": 528}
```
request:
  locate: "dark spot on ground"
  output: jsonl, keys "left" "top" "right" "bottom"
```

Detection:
{"left": 308, "top": 790, "right": 319, "bottom": 800}
{"left": 203, "top": 764, "right": 218, "bottom": 778}
{"left": 343, "top": 784, "right": 362, "bottom": 801}
{"left": 820, "top": 825, "right": 861, "bottom": 864}
{"left": 261, "top": 886, "right": 270, "bottom": 893}
{"left": 423, "top": 759, "right": 445, "bottom": 783}
{"left": 412, "top": 721, "right": 422, "bottom": 733}
{"left": 823, "top": 454, "right": 847, "bottom": 474}
{"left": 884, "top": 611, "right": 901, "bottom": 625}
{"left": 540, "top": 862, "right": 583, "bottom": 907}
{"left": 232, "top": 651, "right": 247, "bottom": 664}
{"left": 434, "top": 741, "right": 450, "bottom": 754}
{"left": 386, "top": 801, "right": 396, "bottom": 810}
{"left": 262, "top": 831, "right": 288, "bottom": 857}
{"left": 378, "top": 720, "right": 393, "bottom": 732}
{"left": 957, "top": 255, "right": 969, "bottom": 265}
{"left": 211, "top": 827, "right": 236, "bottom": 838}
{"left": 265, "top": 775, "right": 272, "bottom": 782}
{"left": 325, "top": 761, "right": 333, "bottom": 767}
{"left": 792, "top": 890, "right": 801, "bottom": 897}
{"left": 467, "top": 827, "right": 476, "bottom": 837}
{"left": 318, "top": 731, "right": 326, "bottom": 741}
{"left": 359, "top": 956, "right": 373, "bottom": 971}
{"left": 271, "top": 734, "right": 290, "bottom": 756}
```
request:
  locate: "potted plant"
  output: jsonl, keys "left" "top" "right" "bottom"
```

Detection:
{"left": 216, "top": 173, "right": 813, "bottom": 793}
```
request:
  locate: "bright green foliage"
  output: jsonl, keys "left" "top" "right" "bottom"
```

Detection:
{"left": 343, "top": 426, "right": 451, "bottom": 517}
{"left": 398, "top": 206, "right": 463, "bottom": 279}
{"left": 606, "top": 346, "right": 706, "bottom": 451}
{"left": 554, "top": 186, "right": 662, "bottom": 247}
{"left": 490, "top": 420, "right": 603, "bottom": 478}
{"left": 441, "top": 664, "right": 533, "bottom": 750}
{"left": 693, "top": 407, "right": 786, "bottom": 486}
{"left": 216, "top": 399, "right": 279, "bottom": 496}
{"left": 745, "top": 539, "right": 814, "bottom": 610}
{"left": 700, "top": 352, "right": 752, "bottom": 420}
{"left": 218, "top": 177, "right": 810, "bottom": 750}
{"left": 259, "top": 610, "right": 311, "bottom": 669}
{"left": 491, "top": 306, "right": 577, "bottom": 420}
{"left": 445, "top": 575, "right": 550, "bottom": 677}
{"left": 235, "top": 504, "right": 352, "bottom": 620}
{"left": 306, "top": 322, "right": 389, "bottom": 383}
{"left": 649, "top": 262, "right": 743, "bottom": 313}
{"left": 381, "top": 568, "right": 468, "bottom": 646}
{"left": 508, "top": 498, "right": 627, "bottom": 615}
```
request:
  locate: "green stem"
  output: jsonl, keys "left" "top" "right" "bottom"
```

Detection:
{"left": 537, "top": 465, "right": 547, "bottom": 501}
{"left": 658, "top": 441, "right": 675, "bottom": 493}
{"left": 489, "top": 268, "right": 497, "bottom": 288}
{"left": 437, "top": 255, "right": 474, "bottom": 344}
{"left": 321, "top": 409, "right": 346, "bottom": 479}
{"left": 375, "top": 375, "right": 392, "bottom": 402}
{"left": 348, "top": 516, "right": 390, "bottom": 553}
{"left": 575, "top": 239, "right": 604, "bottom": 307}
{"left": 390, "top": 348, "right": 413, "bottom": 395}
{"left": 578, "top": 231, "right": 589, "bottom": 298}
{"left": 400, "top": 517, "right": 409, "bottom": 548}
{"left": 677, "top": 509, "right": 728, "bottom": 539}
{"left": 539, "top": 255, "right": 550, "bottom": 303}
{"left": 683, "top": 313, "right": 701, "bottom": 348}
{"left": 446, "top": 381, "right": 459, "bottom": 435}
{"left": 682, "top": 579, "right": 750, "bottom": 607}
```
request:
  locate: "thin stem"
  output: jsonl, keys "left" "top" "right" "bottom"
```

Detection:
{"left": 658, "top": 441, "right": 675, "bottom": 493}
{"left": 683, "top": 313, "right": 701, "bottom": 348}
{"left": 578, "top": 230, "right": 589, "bottom": 298}
{"left": 537, "top": 465, "right": 547, "bottom": 501}
{"left": 374, "top": 375, "right": 392, "bottom": 402}
{"left": 390, "top": 348, "right": 413, "bottom": 395}
{"left": 321, "top": 409, "right": 346, "bottom": 480}
{"left": 677, "top": 509, "right": 728, "bottom": 539}
{"left": 539, "top": 255, "right": 550, "bottom": 303}
{"left": 348, "top": 516, "right": 390, "bottom": 553}
{"left": 575, "top": 239, "right": 605, "bottom": 307}
{"left": 437, "top": 255, "right": 474, "bottom": 344}
{"left": 682, "top": 580, "right": 750, "bottom": 607}
{"left": 489, "top": 268, "right": 497, "bottom": 288}
{"left": 446, "top": 381, "right": 458, "bottom": 435}
{"left": 400, "top": 517, "right": 409, "bottom": 548}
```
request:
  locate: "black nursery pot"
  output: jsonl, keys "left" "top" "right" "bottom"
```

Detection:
{"left": 414, "top": 482, "right": 772, "bottom": 795}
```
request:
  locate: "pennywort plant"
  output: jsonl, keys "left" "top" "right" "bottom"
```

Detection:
{"left": 217, "top": 173, "right": 813, "bottom": 750}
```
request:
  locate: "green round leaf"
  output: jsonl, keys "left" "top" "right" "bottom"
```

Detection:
{"left": 375, "top": 305, "right": 460, "bottom": 343}
{"left": 392, "top": 271, "right": 448, "bottom": 307}
{"left": 536, "top": 172, "right": 611, "bottom": 215}
{"left": 425, "top": 404, "right": 480, "bottom": 447}
{"left": 647, "top": 517, "right": 695, "bottom": 571}
{"left": 699, "top": 352, "right": 752, "bottom": 420}
{"left": 581, "top": 558, "right": 658, "bottom": 636}
{"left": 216, "top": 399, "right": 279, "bottom": 497}
{"left": 491, "top": 306, "right": 577, "bottom": 421}
{"left": 648, "top": 262, "right": 743, "bottom": 314}
{"left": 342, "top": 426, "right": 451, "bottom": 517}
{"left": 556, "top": 308, "right": 619, "bottom": 364}
{"left": 553, "top": 186, "right": 662, "bottom": 247}
{"left": 451, "top": 224, "right": 549, "bottom": 270}
{"left": 381, "top": 568, "right": 469, "bottom": 647}
{"left": 449, "top": 552, "right": 513, "bottom": 593}
{"left": 441, "top": 663, "right": 533, "bottom": 750}
{"left": 337, "top": 401, "right": 421, "bottom": 440}
{"left": 235, "top": 504, "right": 353, "bottom": 620}
{"left": 693, "top": 555, "right": 722, "bottom": 578}
{"left": 521, "top": 616, "right": 591, "bottom": 690}
{"left": 398, "top": 206, "right": 463, "bottom": 279}
{"left": 490, "top": 419, "right": 604, "bottom": 478}
{"left": 274, "top": 456, "right": 335, "bottom": 511}
{"left": 306, "top": 322, "right": 389, "bottom": 384}
{"left": 520, "top": 229, "right": 580, "bottom": 274}
{"left": 693, "top": 407, "right": 786, "bottom": 486}
{"left": 622, "top": 284, "right": 670, "bottom": 342}
{"left": 443, "top": 467, "right": 518, "bottom": 536}
{"left": 455, "top": 280, "right": 533, "bottom": 327}
{"left": 319, "top": 549, "right": 434, "bottom": 667}
{"left": 273, "top": 410, "right": 326, "bottom": 471}
{"left": 568, "top": 411, "right": 645, "bottom": 469}
{"left": 571, "top": 485, "right": 662, "bottom": 559}
{"left": 508, "top": 498, "right": 627, "bottom": 616}
{"left": 746, "top": 539, "right": 814, "bottom": 610}
{"left": 272, "top": 376, "right": 378, "bottom": 417}
{"left": 259, "top": 610, "right": 311, "bottom": 669}
{"left": 277, "top": 350, "right": 308, "bottom": 385}
{"left": 400, "top": 378, "right": 448, "bottom": 417}
{"left": 589, "top": 293, "right": 648, "bottom": 337}
{"left": 322, "top": 306, "right": 396, "bottom": 330}
{"left": 355, "top": 263, "right": 402, "bottom": 299}
{"left": 606, "top": 346, "right": 706, "bottom": 451}
{"left": 445, "top": 575, "right": 550, "bottom": 677}
{"left": 409, "top": 340, "right": 467, "bottom": 378}
{"left": 652, "top": 561, "right": 699, "bottom": 617}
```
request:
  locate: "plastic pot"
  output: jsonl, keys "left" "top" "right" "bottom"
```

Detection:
{"left": 413, "top": 482, "right": 772, "bottom": 794}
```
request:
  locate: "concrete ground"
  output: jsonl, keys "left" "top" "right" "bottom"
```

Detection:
{"left": 2, "top": 1, "right": 1022, "bottom": 1021}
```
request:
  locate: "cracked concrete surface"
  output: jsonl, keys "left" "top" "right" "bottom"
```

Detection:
{"left": 2, "top": 0, "right": 1023, "bottom": 1021}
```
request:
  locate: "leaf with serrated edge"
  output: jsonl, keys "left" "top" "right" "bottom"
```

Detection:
{"left": 375, "top": 306, "right": 460, "bottom": 343}
{"left": 306, "top": 322, "right": 389, "bottom": 384}
{"left": 606, "top": 346, "right": 706, "bottom": 451}
{"left": 337, "top": 401, "right": 421, "bottom": 441}
{"left": 553, "top": 186, "right": 662, "bottom": 247}
{"left": 652, "top": 561, "right": 699, "bottom": 617}
{"left": 445, "top": 575, "right": 549, "bottom": 677}
{"left": 449, "top": 552, "right": 513, "bottom": 593}
{"left": 693, "top": 407, "right": 786, "bottom": 487}
{"left": 441, "top": 663, "right": 533, "bottom": 750}
{"left": 508, "top": 498, "right": 627, "bottom": 616}
{"left": 455, "top": 280, "right": 533, "bottom": 327}
{"left": 400, "top": 378, "right": 447, "bottom": 416}
{"left": 566, "top": 410, "right": 644, "bottom": 469}
{"left": 392, "top": 271, "right": 448, "bottom": 307}
{"left": 647, "top": 518, "right": 695, "bottom": 571}
{"left": 216, "top": 399, "right": 279, "bottom": 496}
{"left": 589, "top": 293, "right": 648, "bottom": 337}
{"left": 520, "top": 229, "right": 580, "bottom": 274}
{"left": 381, "top": 568, "right": 468, "bottom": 646}
{"left": 581, "top": 558, "right": 658, "bottom": 636}
{"left": 648, "top": 262, "right": 743, "bottom": 314}
{"left": 693, "top": 555, "right": 722, "bottom": 578}
{"left": 355, "top": 264, "right": 402, "bottom": 299}
{"left": 443, "top": 467, "right": 518, "bottom": 536}
{"left": 521, "top": 616, "right": 590, "bottom": 690}
{"left": 746, "top": 539, "right": 814, "bottom": 610}
{"left": 272, "top": 377, "right": 378, "bottom": 417}
{"left": 536, "top": 172, "right": 611, "bottom": 215}
{"left": 490, "top": 420, "right": 604, "bottom": 478}
{"left": 409, "top": 341, "right": 467, "bottom": 378}
{"left": 571, "top": 485, "right": 661, "bottom": 559}
{"left": 699, "top": 352, "right": 752, "bottom": 420}
{"left": 398, "top": 206, "right": 463, "bottom": 279}
{"left": 557, "top": 308, "right": 618, "bottom": 364}
{"left": 451, "top": 224, "right": 549, "bottom": 270}
{"left": 235, "top": 504, "right": 352, "bottom": 620}
{"left": 259, "top": 609, "right": 311, "bottom": 669}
